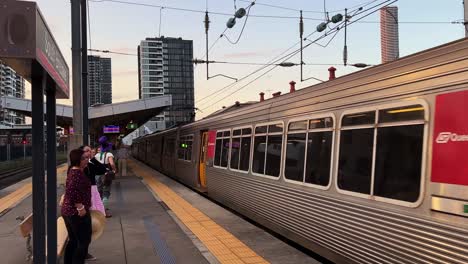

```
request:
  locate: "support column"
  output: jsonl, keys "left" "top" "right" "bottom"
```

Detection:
{"left": 81, "top": 0, "right": 89, "bottom": 145}
{"left": 464, "top": 0, "right": 468, "bottom": 37}
{"left": 31, "top": 62, "right": 46, "bottom": 264}
{"left": 46, "top": 78, "right": 57, "bottom": 264}
{"left": 71, "top": 0, "right": 83, "bottom": 149}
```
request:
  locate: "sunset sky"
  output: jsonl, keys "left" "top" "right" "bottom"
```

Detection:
{"left": 27, "top": 0, "right": 465, "bottom": 119}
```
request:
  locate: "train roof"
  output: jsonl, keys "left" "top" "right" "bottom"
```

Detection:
{"left": 134, "top": 37, "right": 468, "bottom": 142}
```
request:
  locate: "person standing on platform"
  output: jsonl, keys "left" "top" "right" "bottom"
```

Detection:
{"left": 79, "top": 145, "right": 107, "bottom": 261}
{"left": 95, "top": 136, "right": 117, "bottom": 218}
{"left": 116, "top": 142, "right": 130, "bottom": 177}
{"left": 61, "top": 149, "right": 92, "bottom": 264}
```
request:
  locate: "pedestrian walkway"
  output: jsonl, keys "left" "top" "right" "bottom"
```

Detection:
{"left": 0, "top": 159, "right": 319, "bottom": 264}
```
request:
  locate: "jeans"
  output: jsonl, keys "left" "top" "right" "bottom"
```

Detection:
{"left": 96, "top": 175, "right": 112, "bottom": 209}
{"left": 63, "top": 213, "right": 92, "bottom": 264}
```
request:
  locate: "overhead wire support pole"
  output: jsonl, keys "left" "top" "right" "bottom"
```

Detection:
{"left": 46, "top": 77, "right": 57, "bottom": 264}
{"left": 203, "top": 11, "right": 238, "bottom": 81}
{"left": 205, "top": 11, "right": 210, "bottom": 80}
{"left": 31, "top": 62, "right": 46, "bottom": 264}
{"left": 71, "top": 0, "right": 83, "bottom": 148}
{"left": 343, "top": 8, "right": 348, "bottom": 66}
{"left": 299, "top": 10, "right": 304, "bottom": 82}
{"left": 81, "top": 0, "right": 89, "bottom": 145}
{"left": 464, "top": 0, "right": 468, "bottom": 37}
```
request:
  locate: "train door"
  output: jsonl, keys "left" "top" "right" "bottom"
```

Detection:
{"left": 199, "top": 132, "right": 209, "bottom": 188}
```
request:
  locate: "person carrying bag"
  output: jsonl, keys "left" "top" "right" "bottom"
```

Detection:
{"left": 95, "top": 136, "right": 117, "bottom": 218}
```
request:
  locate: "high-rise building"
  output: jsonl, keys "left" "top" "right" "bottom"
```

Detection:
{"left": 88, "top": 55, "right": 112, "bottom": 106}
{"left": 380, "top": 6, "right": 399, "bottom": 63}
{"left": 0, "top": 61, "right": 26, "bottom": 126}
{"left": 138, "top": 36, "right": 194, "bottom": 131}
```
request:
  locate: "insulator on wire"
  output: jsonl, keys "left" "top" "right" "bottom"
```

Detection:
{"left": 204, "top": 11, "right": 210, "bottom": 33}
{"left": 227, "top": 17, "right": 236, "bottom": 28}
{"left": 317, "top": 22, "right": 327, "bottom": 32}
{"left": 235, "top": 8, "right": 246, "bottom": 18}
{"left": 279, "top": 62, "right": 296, "bottom": 67}
{"left": 299, "top": 10, "right": 304, "bottom": 37}
{"left": 343, "top": 45, "right": 348, "bottom": 66}
{"left": 352, "top": 63, "right": 369, "bottom": 68}
{"left": 331, "top": 13, "right": 343, "bottom": 23}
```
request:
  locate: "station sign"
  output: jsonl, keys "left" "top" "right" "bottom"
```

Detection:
{"left": 0, "top": 0, "right": 70, "bottom": 98}
{"left": 431, "top": 90, "right": 468, "bottom": 186}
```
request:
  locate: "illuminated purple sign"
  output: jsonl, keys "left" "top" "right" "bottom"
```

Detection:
{"left": 103, "top": 125, "right": 120, "bottom": 134}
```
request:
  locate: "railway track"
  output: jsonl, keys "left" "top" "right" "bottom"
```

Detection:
{"left": 0, "top": 159, "right": 67, "bottom": 190}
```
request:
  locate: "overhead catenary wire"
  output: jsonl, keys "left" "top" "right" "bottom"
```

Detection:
{"left": 88, "top": 0, "right": 458, "bottom": 24}
{"left": 200, "top": 0, "right": 397, "bottom": 110}
{"left": 87, "top": 0, "right": 92, "bottom": 55}
{"left": 195, "top": 40, "right": 302, "bottom": 104}
{"left": 223, "top": 2, "right": 254, "bottom": 44}
{"left": 238, "top": 0, "right": 380, "bottom": 13}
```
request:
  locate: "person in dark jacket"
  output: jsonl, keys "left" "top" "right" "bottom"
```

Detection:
{"left": 79, "top": 145, "right": 107, "bottom": 185}
{"left": 61, "top": 149, "right": 92, "bottom": 264}
{"left": 79, "top": 145, "right": 107, "bottom": 261}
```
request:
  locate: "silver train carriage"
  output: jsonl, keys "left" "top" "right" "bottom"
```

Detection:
{"left": 132, "top": 38, "right": 468, "bottom": 264}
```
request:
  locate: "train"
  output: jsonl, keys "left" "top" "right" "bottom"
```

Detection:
{"left": 133, "top": 38, "right": 468, "bottom": 264}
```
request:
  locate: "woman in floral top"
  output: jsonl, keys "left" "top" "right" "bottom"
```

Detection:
{"left": 61, "top": 149, "right": 92, "bottom": 264}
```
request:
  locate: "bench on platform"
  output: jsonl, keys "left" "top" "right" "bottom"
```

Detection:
{"left": 18, "top": 213, "right": 68, "bottom": 261}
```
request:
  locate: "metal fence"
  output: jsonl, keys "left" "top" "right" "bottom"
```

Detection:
{"left": 0, "top": 144, "right": 68, "bottom": 162}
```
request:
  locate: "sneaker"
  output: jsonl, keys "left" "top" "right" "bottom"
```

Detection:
{"left": 85, "top": 253, "right": 97, "bottom": 261}
{"left": 105, "top": 209, "right": 112, "bottom": 218}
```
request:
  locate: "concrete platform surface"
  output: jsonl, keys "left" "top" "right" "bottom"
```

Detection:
{"left": 0, "top": 159, "right": 321, "bottom": 264}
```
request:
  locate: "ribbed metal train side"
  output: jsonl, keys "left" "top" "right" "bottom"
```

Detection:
{"left": 132, "top": 38, "right": 468, "bottom": 263}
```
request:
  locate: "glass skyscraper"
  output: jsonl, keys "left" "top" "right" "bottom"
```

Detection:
{"left": 138, "top": 37, "right": 194, "bottom": 131}
{"left": 0, "top": 61, "right": 25, "bottom": 126}
{"left": 88, "top": 55, "right": 112, "bottom": 106}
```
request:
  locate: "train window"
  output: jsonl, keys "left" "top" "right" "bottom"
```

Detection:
{"left": 338, "top": 103, "right": 426, "bottom": 205}
{"left": 285, "top": 133, "right": 306, "bottom": 182}
{"left": 230, "top": 127, "right": 252, "bottom": 172}
{"left": 374, "top": 125, "right": 423, "bottom": 202}
{"left": 239, "top": 137, "right": 251, "bottom": 171}
{"left": 268, "top": 124, "right": 284, "bottom": 133}
{"left": 253, "top": 123, "right": 283, "bottom": 177}
{"left": 342, "top": 111, "right": 375, "bottom": 126}
{"left": 309, "top": 117, "right": 333, "bottom": 129}
{"left": 242, "top": 128, "right": 252, "bottom": 135}
{"left": 177, "top": 135, "right": 193, "bottom": 161}
{"left": 305, "top": 131, "right": 333, "bottom": 186}
{"left": 338, "top": 128, "right": 374, "bottom": 194}
{"left": 214, "top": 139, "right": 222, "bottom": 166}
{"left": 214, "top": 130, "right": 230, "bottom": 169}
{"left": 252, "top": 136, "right": 266, "bottom": 174}
{"left": 255, "top": 126, "right": 267, "bottom": 134}
{"left": 230, "top": 137, "right": 241, "bottom": 170}
{"left": 285, "top": 117, "right": 334, "bottom": 185}
{"left": 378, "top": 105, "right": 424, "bottom": 123}
{"left": 221, "top": 138, "right": 230, "bottom": 167}
{"left": 265, "top": 135, "right": 283, "bottom": 176}
{"left": 289, "top": 121, "right": 308, "bottom": 131}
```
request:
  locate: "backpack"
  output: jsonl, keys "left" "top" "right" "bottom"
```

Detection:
{"left": 100, "top": 152, "right": 115, "bottom": 185}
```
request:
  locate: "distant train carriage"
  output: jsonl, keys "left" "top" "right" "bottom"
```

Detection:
{"left": 133, "top": 38, "right": 468, "bottom": 264}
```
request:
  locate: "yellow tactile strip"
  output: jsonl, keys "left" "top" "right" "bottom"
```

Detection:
{"left": 130, "top": 160, "right": 269, "bottom": 264}
{"left": 0, "top": 166, "right": 68, "bottom": 215}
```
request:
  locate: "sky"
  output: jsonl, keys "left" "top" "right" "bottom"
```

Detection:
{"left": 26, "top": 0, "right": 466, "bottom": 119}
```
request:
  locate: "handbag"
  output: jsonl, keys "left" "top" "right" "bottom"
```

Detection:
{"left": 101, "top": 152, "right": 115, "bottom": 185}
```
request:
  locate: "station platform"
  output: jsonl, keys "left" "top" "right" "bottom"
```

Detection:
{"left": 0, "top": 159, "right": 320, "bottom": 264}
